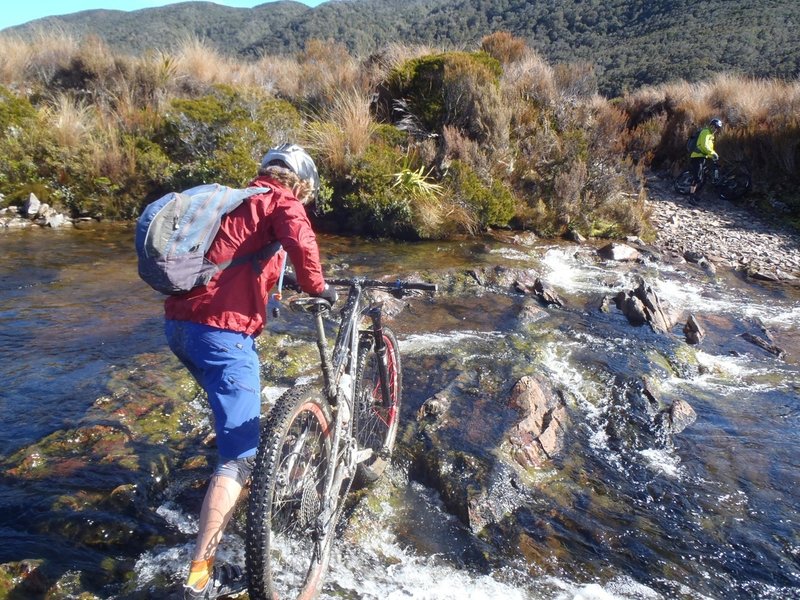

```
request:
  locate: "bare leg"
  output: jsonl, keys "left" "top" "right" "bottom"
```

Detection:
{"left": 193, "top": 474, "right": 243, "bottom": 561}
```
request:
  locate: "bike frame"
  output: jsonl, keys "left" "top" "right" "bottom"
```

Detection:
{"left": 288, "top": 278, "right": 429, "bottom": 551}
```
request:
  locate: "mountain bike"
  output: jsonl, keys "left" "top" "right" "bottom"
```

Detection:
{"left": 245, "top": 276, "right": 437, "bottom": 600}
{"left": 674, "top": 160, "right": 751, "bottom": 201}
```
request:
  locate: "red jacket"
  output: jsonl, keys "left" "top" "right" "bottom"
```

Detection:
{"left": 164, "top": 175, "right": 326, "bottom": 336}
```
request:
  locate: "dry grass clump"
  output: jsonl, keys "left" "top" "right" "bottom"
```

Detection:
{"left": 501, "top": 50, "right": 557, "bottom": 110}
{"left": 304, "top": 88, "right": 376, "bottom": 176}
{"left": 480, "top": 31, "right": 528, "bottom": 65}
{"left": 42, "top": 93, "right": 96, "bottom": 151}
{"left": 296, "top": 39, "right": 361, "bottom": 110}
{"left": 0, "top": 35, "right": 32, "bottom": 85}
{"left": 173, "top": 36, "right": 237, "bottom": 88}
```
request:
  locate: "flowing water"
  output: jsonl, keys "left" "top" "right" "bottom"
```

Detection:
{"left": 0, "top": 225, "right": 798, "bottom": 599}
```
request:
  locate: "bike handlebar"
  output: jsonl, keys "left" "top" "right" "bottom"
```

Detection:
{"left": 326, "top": 277, "right": 438, "bottom": 293}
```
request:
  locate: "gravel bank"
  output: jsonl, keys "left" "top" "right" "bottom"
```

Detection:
{"left": 645, "top": 174, "right": 800, "bottom": 282}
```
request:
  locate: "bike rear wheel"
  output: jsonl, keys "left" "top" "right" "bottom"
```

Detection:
{"left": 352, "top": 326, "right": 403, "bottom": 485}
{"left": 674, "top": 170, "right": 695, "bottom": 195}
{"left": 246, "top": 385, "right": 335, "bottom": 600}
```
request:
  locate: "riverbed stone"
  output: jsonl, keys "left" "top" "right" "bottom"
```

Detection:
{"left": 597, "top": 242, "right": 640, "bottom": 261}
{"left": 505, "top": 376, "right": 567, "bottom": 469}
{"left": 684, "top": 314, "right": 705, "bottom": 344}
{"left": 646, "top": 173, "right": 800, "bottom": 281}
{"left": 23, "top": 193, "right": 40, "bottom": 217}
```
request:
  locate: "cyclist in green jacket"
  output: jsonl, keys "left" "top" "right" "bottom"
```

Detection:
{"left": 689, "top": 117, "right": 723, "bottom": 203}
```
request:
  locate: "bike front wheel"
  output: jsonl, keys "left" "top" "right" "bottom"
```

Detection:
{"left": 353, "top": 326, "right": 403, "bottom": 485}
{"left": 246, "top": 385, "right": 335, "bottom": 600}
{"left": 717, "top": 169, "right": 751, "bottom": 201}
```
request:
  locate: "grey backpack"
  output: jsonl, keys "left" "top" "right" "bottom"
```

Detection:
{"left": 135, "top": 183, "right": 280, "bottom": 295}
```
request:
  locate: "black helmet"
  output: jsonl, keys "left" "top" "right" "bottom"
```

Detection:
{"left": 709, "top": 117, "right": 723, "bottom": 131}
{"left": 260, "top": 143, "right": 320, "bottom": 199}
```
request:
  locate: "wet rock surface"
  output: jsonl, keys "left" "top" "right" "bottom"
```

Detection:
{"left": 645, "top": 174, "right": 800, "bottom": 282}
{"left": 0, "top": 193, "right": 77, "bottom": 229}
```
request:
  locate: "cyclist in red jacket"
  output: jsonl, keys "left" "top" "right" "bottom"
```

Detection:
{"left": 166, "top": 144, "right": 337, "bottom": 600}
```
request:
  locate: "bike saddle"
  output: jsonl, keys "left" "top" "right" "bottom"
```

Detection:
{"left": 289, "top": 296, "right": 332, "bottom": 314}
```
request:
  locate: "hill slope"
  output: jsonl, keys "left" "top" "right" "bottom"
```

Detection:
{"left": 3, "top": 0, "right": 798, "bottom": 96}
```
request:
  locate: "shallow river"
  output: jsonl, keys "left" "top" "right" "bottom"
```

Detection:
{"left": 1, "top": 224, "right": 798, "bottom": 599}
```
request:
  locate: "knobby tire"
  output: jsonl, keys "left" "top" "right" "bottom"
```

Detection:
{"left": 718, "top": 170, "right": 751, "bottom": 201}
{"left": 352, "top": 326, "right": 403, "bottom": 486}
{"left": 674, "top": 170, "right": 696, "bottom": 195}
{"left": 246, "top": 385, "right": 335, "bottom": 600}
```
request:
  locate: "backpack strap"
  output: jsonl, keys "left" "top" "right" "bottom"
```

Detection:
{"left": 215, "top": 240, "right": 283, "bottom": 272}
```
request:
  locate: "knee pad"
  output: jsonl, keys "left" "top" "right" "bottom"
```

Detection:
{"left": 214, "top": 455, "right": 255, "bottom": 486}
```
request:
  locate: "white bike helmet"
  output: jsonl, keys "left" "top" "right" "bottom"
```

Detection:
{"left": 260, "top": 143, "right": 320, "bottom": 199}
{"left": 709, "top": 117, "right": 723, "bottom": 131}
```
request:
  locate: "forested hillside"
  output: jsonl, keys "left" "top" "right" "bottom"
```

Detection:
{"left": 4, "top": 0, "right": 798, "bottom": 96}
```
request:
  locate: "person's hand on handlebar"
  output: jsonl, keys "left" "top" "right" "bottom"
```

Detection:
{"left": 315, "top": 283, "right": 338, "bottom": 305}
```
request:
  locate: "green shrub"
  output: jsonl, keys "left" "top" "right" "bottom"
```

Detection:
{"left": 0, "top": 86, "right": 49, "bottom": 202}
{"left": 382, "top": 51, "right": 503, "bottom": 142}
{"left": 158, "top": 86, "right": 300, "bottom": 188}
{"left": 333, "top": 143, "right": 416, "bottom": 238}
{"left": 444, "top": 160, "right": 515, "bottom": 230}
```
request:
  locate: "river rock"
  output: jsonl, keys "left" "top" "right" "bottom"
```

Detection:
{"left": 532, "top": 278, "right": 564, "bottom": 307}
{"left": 597, "top": 242, "right": 640, "bottom": 262}
{"left": 664, "top": 398, "right": 697, "bottom": 435}
{"left": 517, "top": 299, "right": 550, "bottom": 324}
{"left": 683, "top": 314, "right": 705, "bottom": 344}
{"left": 565, "top": 229, "right": 586, "bottom": 244}
{"left": 23, "top": 193, "right": 41, "bottom": 217}
{"left": 613, "top": 277, "right": 675, "bottom": 334}
{"left": 0, "top": 560, "right": 49, "bottom": 595}
{"left": 741, "top": 332, "right": 786, "bottom": 359}
{"left": 505, "top": 376, "right": 567, "bottom": 469}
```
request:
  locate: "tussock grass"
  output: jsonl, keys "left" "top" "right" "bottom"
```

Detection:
{"left": 43, "top": 93, "right": 95, "bottom": 151}
{"left": 305, "top": 88, "right": 376, "bottom": 176}
{"left": 0, "top": 27, "right": 795, "bottom": 235}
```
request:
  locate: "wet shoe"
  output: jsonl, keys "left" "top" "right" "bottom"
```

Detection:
{"left": 184, "top": 563, "right": 247, "bottom": 599}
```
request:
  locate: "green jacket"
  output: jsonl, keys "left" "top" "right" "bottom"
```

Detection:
{"left": 690, "top": 127, "right": 718, "bottom": 159}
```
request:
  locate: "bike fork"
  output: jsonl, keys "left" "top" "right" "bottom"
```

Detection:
{"left": 367, "top": 305, "right": 393, "bottom": 410}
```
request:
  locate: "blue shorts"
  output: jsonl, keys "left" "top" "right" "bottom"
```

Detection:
{"left": 165, "top": 320, "right": 260, "bottom": 459}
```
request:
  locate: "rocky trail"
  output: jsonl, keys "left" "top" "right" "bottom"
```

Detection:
{"left": 645, "top": 173, "right": 800, "bottom": 282}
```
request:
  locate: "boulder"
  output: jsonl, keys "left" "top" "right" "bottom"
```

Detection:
{"left": 23, "top": 193, "right": 41, "bottom": 217}
{"left": 505, "top": 376, "right": 568, "bottom": 469}
{"left": 532, "top": 279, "right": 565, "bottom": 307}
{"left": 514, "top": 277, "right": 565, "bottom": 307}
{"left": 683, "top": 314, "right": 705, "bottom": 344}
{"left": 597, "top": 242, "right": 640, "bottom": 262}
{"left": 741, "top": 332, "right": 786, "bottom": 359}
{"left": 613, "top": 277, "right": 674, "bottom": 334}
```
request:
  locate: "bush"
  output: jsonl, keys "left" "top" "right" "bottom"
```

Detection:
{"left": 0, "top": 86, "right": 49, "bottom": 203}
{"left": 333, "top": 142, "right": 416, "bottom": 238}
{"left": 443, "top": 160, "right": 515, "bottom": 231}
{"left": 480, "top": 32, "right": 528, "bottom": 66}
{"left": 381, "top": 51, "right": 503, "bottom": 142}
{"left": 158, "top": 85, "right": 300, "bottom": 188}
